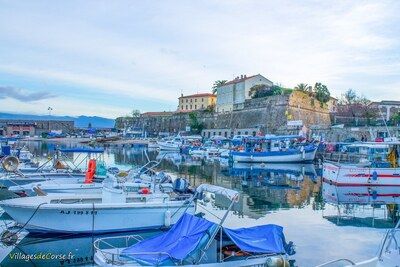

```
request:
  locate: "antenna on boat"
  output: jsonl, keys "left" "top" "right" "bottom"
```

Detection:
{"left": 378, "top": 107, "right": 392, "bottom": 138}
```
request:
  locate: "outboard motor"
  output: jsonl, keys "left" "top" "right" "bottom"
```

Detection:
{"left": 173, "top": 178, "right": 190, "bottom": 194}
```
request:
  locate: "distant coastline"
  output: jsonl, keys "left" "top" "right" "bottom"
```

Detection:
{"left": 0, "top": 112, "right": 115, "bottom": 128}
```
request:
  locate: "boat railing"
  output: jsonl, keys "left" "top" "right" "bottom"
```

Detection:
{"left": 94, "top": 235, "right": 174, "bottom": 265}
{"left": 377, "top": 219, "right": 400, "bottom": 259}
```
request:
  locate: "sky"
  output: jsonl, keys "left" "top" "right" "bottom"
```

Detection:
{"left": 0, "top": 0, "right": 399, "bottom": 118}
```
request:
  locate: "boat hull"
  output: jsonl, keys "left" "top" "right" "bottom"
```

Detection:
{"left": 0, "top": 197, "right": 195, "bottom": 233}
{"left": 0, "top": 173, "right": 88, "bottom": 188}
{"left": 94, "top": 249, "right": 287, "bottom": 267}
{"left": 323, "top": 161, "right": 400, "bottom": 187}
{"left": 231, "top": 147, "right": 317, "bottom": 163}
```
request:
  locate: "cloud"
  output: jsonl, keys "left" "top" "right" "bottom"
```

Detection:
{"left": 0, "top": 86, "right": 56, "bottom": 102}
{"left": 0, "top": 0, "right": 399, "bottom": 117}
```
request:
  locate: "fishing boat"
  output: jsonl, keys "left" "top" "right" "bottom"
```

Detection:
{"left": 93, "top": 184, "right": 295, "bottom": 267}
{"left": 0, "top": 147, "right": 108, "bottom": 188}
{"left": 323, "top": 142, "right": 400, "bottom": 187}
{"left": 0, "top": 181, "right": 195, "bottom": 233}
{"left": 231, "top": 135, "right": 317, "bottom": 163}
{"left": 157, "top": 136, "right": 184, "bottom": 151}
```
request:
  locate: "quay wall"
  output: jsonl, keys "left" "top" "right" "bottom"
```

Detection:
{"left": 131, "top": 91, "right": 332, "bottom": 135}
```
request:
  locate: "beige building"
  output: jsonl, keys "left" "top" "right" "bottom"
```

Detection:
{"left": 178, "top": 93, "right": 216, "bottom": 112}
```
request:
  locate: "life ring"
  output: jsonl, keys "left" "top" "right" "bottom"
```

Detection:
{"left": 84, "top": 159, "right": 96, "bottom": 184}
{"left": 222, "top": 245, "right": 250, "bottom": 257}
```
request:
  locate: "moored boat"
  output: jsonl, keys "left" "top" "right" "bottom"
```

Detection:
{"left": 323, "top": 142, "right": 400, "bottom": 187}
{"left": 93, "top": 184, "right": 295, "bottom": 267}
{"left": 0, "top": 181, "right": 195, "bottom": 233}
{"left": 231, "top": 135, "right": 317, "bottom": 163}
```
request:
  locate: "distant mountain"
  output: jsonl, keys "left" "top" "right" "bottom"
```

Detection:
{"left": 0, "top": 112, "right": 115, "bottom": 128}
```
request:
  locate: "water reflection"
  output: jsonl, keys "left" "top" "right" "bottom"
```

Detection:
{"left": 1, "top": 141, "right": 399, "bottom": 266}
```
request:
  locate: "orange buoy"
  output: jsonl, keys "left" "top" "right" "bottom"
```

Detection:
{"left": 84, "top": 159, "right": 96, "bottom": 184}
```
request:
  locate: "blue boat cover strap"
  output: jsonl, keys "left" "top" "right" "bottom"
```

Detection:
{"left": 122, "top": 213, "right": 288, "bottom": 265}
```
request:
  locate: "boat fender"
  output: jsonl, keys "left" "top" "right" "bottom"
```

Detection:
{"left": 140, "top": 187, "right": 151, "bottom": 194}
{"left": 372, "top": 171, "right": 378, "bottom": 181}
{"left": 164, "top": 210, "right": 171, "bottom": 227}
{"left": 266, "top": 257, "right": 290, "bottom": 267}
{"left": 84, "top": 159, "right": 96, "bottom": 184}
{"left": 372, "top": 190, "right": 378, "bottom": 200}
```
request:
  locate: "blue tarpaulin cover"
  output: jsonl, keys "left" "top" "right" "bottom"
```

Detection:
{"left": 121, "top": 213, "right": 216, "bottom": 265}
{"left": 122, "top": 213, "right": 287, "bottom": 265}
{"left": 224, "top": 225, "right": 286, "bottom": 254}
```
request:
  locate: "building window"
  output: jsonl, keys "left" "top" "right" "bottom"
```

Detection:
{"left": 195, "top": 99, "right": 197, "bottom": 102}
{"left": 186, "top": 99, "right": 188, "bottom": 103}
{"left": 201, "top": 104, "right": 204, "bottom": 108}
{"left": 181, "top": 105, "right": 183, "bottom": 110}
{"left": 190, "top": 99, "right": 192, "bottom": 102}
{"left": 213, "top": 132, "right": 216, "bottom": 136}
{"left": 194, "top": 105, "right": 197, "bottom": 109}
{"left": 245, "top": 131, "right": 248, "bottom": 135}
{"left": 202, "top": 98, "right": 204, "bottom": 102}
{"left": 190, "top": 105, "right": 192, "bottom": 109}
{"left": 224, "top": 132, "right": 227, "bottom": 137}
{"left": 186, "top": 105, "right": 188, "bottom": 109}
{"left": 238, "top": 131, "right": 241, "bottom": 135}
{"left": 218, "top": 132, "right": 221, "bottom": 136}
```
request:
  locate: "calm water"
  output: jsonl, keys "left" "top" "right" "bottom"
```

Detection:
{"left": 0, "top": 141, "right": 398, "bottom": 267}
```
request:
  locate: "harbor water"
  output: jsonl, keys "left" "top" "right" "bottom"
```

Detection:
{"left": 0, "top": 141, "right": 397, "bottom": 267}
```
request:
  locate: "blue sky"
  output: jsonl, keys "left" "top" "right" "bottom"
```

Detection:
{"left": 0, "top": 0, "right": 399, "bottom": 118}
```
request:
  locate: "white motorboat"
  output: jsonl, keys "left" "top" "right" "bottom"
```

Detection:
{"left": 0, "top": 172, "right": 91, "bottom": 188}
{"left": 157, "top": 137, "right": 183, "bottom": 151}
{"left": 0, "top": 184, "right": 195, "bottom": 233}
{"left": 93, "top": 184, "right": 295, "bottom": 267}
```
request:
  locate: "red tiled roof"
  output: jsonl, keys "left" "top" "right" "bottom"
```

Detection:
{"left": 223, "top": 75, "right": 258, "bottom": 86}
{"left": 141, "top": 111, "right": 174, "bottom": 116}
{"left": 179, "top": 93, "right": 216, "bottom": 98}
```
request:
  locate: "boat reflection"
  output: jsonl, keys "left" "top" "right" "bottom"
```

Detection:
{"left": 228, "top": 162, "right": 317, "bottom": 181}
{"left": 322, "top": 181, "right": 399, "bottom": 228}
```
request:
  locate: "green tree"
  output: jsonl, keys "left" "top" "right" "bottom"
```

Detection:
{"left": 314, "top": 82, "right": 330, "bottom": 106}
{"left": 294, "top": 83, "right": 312, "bottom": 93}
{"left": 390, "top": 112, "right": 400, "bottom": 126}
{"left": 212, "top": 80, "right": 227, "bottom": 94}
{"left": 249, "top": 84, "right": 283, "bottom": 99}
{"left": 131, "top": 109, "right": 140, "bottom": 118}
{"left": 340, "top": 89, "right": 358, "bottom": 105}
{"left": 188, "top": 112, "right": 204, "bottom": 133}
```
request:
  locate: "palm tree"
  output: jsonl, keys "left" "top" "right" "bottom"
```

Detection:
{"left": 294, "top": 83, "right": 312, "bottom": 93}
{"left": 212, "top": 80, "right": 227, "bottom": 94}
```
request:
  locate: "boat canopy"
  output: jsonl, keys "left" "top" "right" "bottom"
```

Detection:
{"left": 196, "top": 184, "right": 239, "bottom": 201}
{"left": 243, "top": 135, "right": 302, "bottom": 143}
{"left": 121, "top": 213, "right": 287, "bottom": 265}
{"left": 264, "top": 135, "right": 302, "bottom": 141}
{"left": 57, "top": 148, "right": 105, "bottom": 153}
